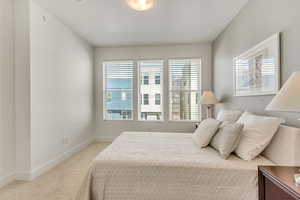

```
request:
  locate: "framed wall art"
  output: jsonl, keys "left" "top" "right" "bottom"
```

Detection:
{"left": 233, "top": 33, "right": 281, "bottom": 96}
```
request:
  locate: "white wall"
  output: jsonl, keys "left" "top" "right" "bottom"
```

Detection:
{"left": 0, "top": 0, "right": 16, "bottom": 186}
{"left": 30, "top": 2, "right": 95, "bottom": 172}
{"left": 95, "top": 44, "right": 212, "bottom": 141}
{"left": 14, "top": 0, "right": 32, "bottom": 179}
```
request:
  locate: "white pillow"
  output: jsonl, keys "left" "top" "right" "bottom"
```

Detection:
{"left": 193, "top": 118, "right": 221, "bottom": 148}
{"left": 217, "top": 109, "right": 243, "bottom": 123}
{"left": 235, "top": 112, "right": 285, "bottom": 161}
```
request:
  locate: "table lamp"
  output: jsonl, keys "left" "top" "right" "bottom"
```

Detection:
{"left": 200, "top": 91, "right": 219, "bottom": 119}
{"left": 265, "top": 71, "right": 300, "bottom": 184}
{"left": 266, "top": 71, "right": 300, "bottom": 117}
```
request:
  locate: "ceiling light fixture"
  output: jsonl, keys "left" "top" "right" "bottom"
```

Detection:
{"left": 127, "top": 0, "right": 156, "bottom": 11}
{"left": 75, "top": 0, "right": 87, "bottom": 5}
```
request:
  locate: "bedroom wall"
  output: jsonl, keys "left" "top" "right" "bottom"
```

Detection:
{"left": 0, "top": 0, "right": 16, "bottom": 186}
{"left": 30, "top": 2, "right": 95, "bottom": 173}
{"left": 95, "top": 44, "right": 212, "bottom": 141}
{"left": 14, "top": 0, "right": 32, "bottom": 180}
{"left": 213, "top": 0, "right": 300, "bottom": 127}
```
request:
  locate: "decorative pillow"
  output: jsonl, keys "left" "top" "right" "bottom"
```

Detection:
{"left": 217, "top": 109, "right": 243, "bottom": 123}
{"left": 193, "top": 118, "right": 221, "bottom": 148}
{"left": 235, "top": 112, "right": 285, "bottom": 161}
{"left": 210, "top": 122, "right": 244, "bottom": 159}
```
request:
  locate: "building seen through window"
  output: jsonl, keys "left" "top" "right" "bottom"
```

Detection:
{"left": 139, "top": 61, "right": 163, "bottom": 121}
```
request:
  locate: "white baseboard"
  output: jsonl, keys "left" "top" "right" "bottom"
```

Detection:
{"left": 0, "top": 173, "right": 15, "bottom": 188}
{"left": 95, "top": 136, "right": 115, "bottom": 143}
{"left": 15, "top": 138, "right": 94, "bottom": 181}
{"left": 30, "top": 138, "right": 94, "bottom": 180}
{"left": 15, "top": 171, "right": 31, "bottom": 181}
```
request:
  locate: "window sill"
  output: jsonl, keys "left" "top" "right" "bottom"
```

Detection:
{"left": 102, "top": 120, "right": 201, "bottom": 123}
{"left": 137, "top": 120, "right": 164, "bottom": 123}
{"left": 168, "top": 120, "right": 201, "bottom": 123}
{"left": 103, "top": 119, "right": 133, "bottom": 122}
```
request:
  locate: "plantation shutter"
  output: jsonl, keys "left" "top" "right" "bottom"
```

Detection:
{"left": 169, "top": 59, "right": 202, "bottom": 121}
{"left": 103, "top": 61, "right": 134, "bottom": 120}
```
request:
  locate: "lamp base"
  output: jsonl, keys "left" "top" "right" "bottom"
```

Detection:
{"left": 295, "top": 174, "right": 300, "bottom": 185}
{"left": 205, "top": 105, "right": 213, "bottom": 119}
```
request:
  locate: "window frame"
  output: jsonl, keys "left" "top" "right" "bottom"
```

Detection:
{"left": 168, "top": 58, "right": 202, "bottom": 122}
{"left": 102, "top": 60, "right": 134, "bottom": 121}
{"left": 138, "top": 60, "right": 164, "bottom": 122}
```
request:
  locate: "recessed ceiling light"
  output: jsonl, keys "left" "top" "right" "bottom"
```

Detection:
{"left": 75, "top": 0, "right": 87, "bottom": 5}
{"left": 127, "top": 0, "right": 156, "bottom": 11}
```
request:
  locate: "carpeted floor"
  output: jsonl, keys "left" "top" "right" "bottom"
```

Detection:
{"left": 0, "top": 142, "right": 110, "bottom": 200}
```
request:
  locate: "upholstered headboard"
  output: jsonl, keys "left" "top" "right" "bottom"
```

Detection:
{"left": 263, "top": 125, "right": 300, "bottom": 166}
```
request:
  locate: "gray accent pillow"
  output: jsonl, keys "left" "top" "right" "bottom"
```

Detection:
{"left": 193, "top": 118, "right": 221, "bottom": 148}
{"left": 210, "top": 122, "right": 244, "bottom": 159}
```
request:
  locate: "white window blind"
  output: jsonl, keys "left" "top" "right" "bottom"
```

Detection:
{"left": 103, "top": 61, "right": 133, "bottom": 120}
{"left": 169, "top": 59, "right": 201, "bottom": 121}
{"left": 138, "top": 60, "right": 164, "bottom": 121}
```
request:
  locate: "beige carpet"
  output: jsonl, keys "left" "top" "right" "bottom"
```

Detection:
{"left": 0, "top": 142, "right": 110, "bottom": 200}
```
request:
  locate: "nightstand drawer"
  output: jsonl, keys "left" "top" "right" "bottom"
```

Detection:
{"left": 265, "top": 178, "right": 297, "bottom": 200}
{"left": 259, "top": 166, "right": 300, "bottom": 200}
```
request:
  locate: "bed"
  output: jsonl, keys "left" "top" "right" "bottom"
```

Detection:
{"left": 76, "top": 125, "right": 300, "bottom": 200}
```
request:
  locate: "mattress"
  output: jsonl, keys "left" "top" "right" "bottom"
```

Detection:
{"left": 76, "top": 132, "right": 274, "bottom": 200}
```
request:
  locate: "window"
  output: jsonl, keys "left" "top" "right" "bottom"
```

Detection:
{"left": 155, "top": 94, "right": 161, "bottom": 105}
{"left": 103, "top": 61, "right": 133, "bottom": 120}
{"left": 143, "top": 74, "right": 149, "bottom": 85}
{"left": 143, "top": 94, "right": 149, "bottom": 105}
{"left": 121, "top": 92, "right": 127, "bottom": 101}
{"left": 155, "top": 75, "right": 161, "bottom": 85}
{"left": 106, "top": 93, "right": 112, "bottom": 103}
{"left": 169, "top": 59, "right": 201, "bottom": 121}
{"left": 138, "top": 60, "right": 164, "bottom": 121}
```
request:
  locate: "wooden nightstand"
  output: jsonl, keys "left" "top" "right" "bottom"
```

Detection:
{"left": 258, "top": 166, "right": 300, "bottom": 200}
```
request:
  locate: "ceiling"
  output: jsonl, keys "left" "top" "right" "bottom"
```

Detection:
{"left": 34, "top": 0, "right": 249, "bottom": 47}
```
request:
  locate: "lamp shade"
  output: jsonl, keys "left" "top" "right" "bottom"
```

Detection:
{"left": 200, "top": 91, "right": 219, "bottom": 105}
{"left": 266, "top": 72, "right": 300, "bottom": 112}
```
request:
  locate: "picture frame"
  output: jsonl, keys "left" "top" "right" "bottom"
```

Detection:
{"left": 233, "top": 33, "right": 281, "bottom": 97}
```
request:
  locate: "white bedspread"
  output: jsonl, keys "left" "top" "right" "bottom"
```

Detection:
{"left": 76, "top": 132, "right": 274, "bottom": 200}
